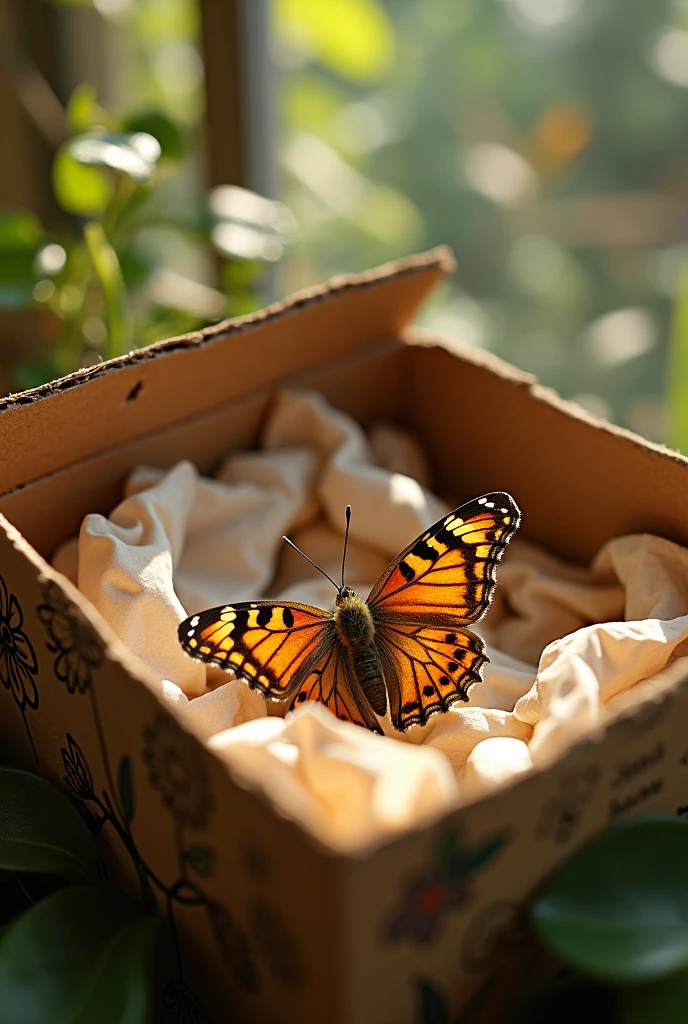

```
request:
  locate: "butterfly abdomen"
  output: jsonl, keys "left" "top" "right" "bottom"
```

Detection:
{"left": 334, "top": 594, "right": 387, "bottom": 717}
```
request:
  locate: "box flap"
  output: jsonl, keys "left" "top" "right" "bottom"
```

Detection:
{"left": 0, "top": 247, "right": 454, "bottom": 494}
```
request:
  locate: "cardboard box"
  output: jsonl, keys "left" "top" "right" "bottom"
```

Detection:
{"left": 1, "top": 247, "right": 687, "bottom": 1024}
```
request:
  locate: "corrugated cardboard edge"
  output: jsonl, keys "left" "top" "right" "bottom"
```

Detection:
{"left": 0, "top": 246, "right": 455, "bottom": 410}
{"left": 407, "top": 324, "right": 688, "bottom": 471}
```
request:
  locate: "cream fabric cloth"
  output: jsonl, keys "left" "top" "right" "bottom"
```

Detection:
{"left": 53, "top": 391, "right": 688, "bottom": 853}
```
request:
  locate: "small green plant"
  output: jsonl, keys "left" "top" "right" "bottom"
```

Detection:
{"left": 0, "top": 764, "right": 159, "bottom": 1024}
{"left": 521, "top": 814, "right": 688, "bottom": 1023}
{"left": 0, "top": 84, "right": 296, "bottom": 393}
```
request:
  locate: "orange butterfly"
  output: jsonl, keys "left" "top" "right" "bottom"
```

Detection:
{"left": 178, "top": 493, "right": 520, "bottom": 735}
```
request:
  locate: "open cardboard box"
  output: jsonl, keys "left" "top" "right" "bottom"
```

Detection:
{"left": 1, "top": 247, "right": 688, "bottom": 1024}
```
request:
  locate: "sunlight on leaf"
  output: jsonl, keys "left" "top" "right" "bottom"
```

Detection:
{"left": 0, "top": 767, "right": 96, "bottom": 879}
{"left": 275, "top": 0, "right": 395, "bottom": 81}
{"left": 69, "top": 132, "right": 161, "bottom": 182}
{"left": 53, "top": 149, "right": 113, "bottom": 216}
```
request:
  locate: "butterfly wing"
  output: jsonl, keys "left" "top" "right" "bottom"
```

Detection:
{"left": 290, "top": 640, "right": 383, "bottom": 735}
{"left": 375, "top": 623, "right": 487, "bottom": 731}
{"left": 179, "top": 601, "right": 334, "bottom": 701}
{"left": 367, "top": 492, "right": 520, "bottom": 629}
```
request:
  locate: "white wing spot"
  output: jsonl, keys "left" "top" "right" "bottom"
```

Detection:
{"left": 478, "top": 497, "right": 487, "bottom": 504}
{"left": 486, "top": 502, "right": 495, "bottom": 508}
{"left": 187, "top": 630, "right": 195, "bottom": 638}
{"left": 190, "top": 616, "right": 199, "bottom": 628}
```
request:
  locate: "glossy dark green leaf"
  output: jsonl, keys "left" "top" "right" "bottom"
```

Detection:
{"left": 122, "top": 111, "right": 186, "bottom": 161}
{"left": 70, "top": 917, "right": 160, "bottom": 1024}
{"left": 621, "top": 966, "right": 688, "bottom": 1024}
{"left": 184, "top": 846, "right": 214, "bottom": 877}
{"left": 0, "top": 886, "right": 151, "bottom": 1024}
{"left": 117, "top": 756, "right": 134, "bottom": 825}
{"left": 532, "top": 816, "right": 688, "bottom": 983}
{"left": 53, "top": 149, "right": 113, "bottom": 216}
{"left": 0, "top": 767, "right": 96, "bottom": 879}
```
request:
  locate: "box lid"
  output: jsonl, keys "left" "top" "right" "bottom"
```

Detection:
{"left": 0, "top": 247, "right": 454, "bottom": 494}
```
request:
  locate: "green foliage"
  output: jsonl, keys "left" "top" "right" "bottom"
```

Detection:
{"left": 1, "top": 77, "right": 293, "bottom": 392}
{"left": 0, "top": 887, "right": 157, "bottom": 1024}
{"left": 0, "top": 766, "right": 157, "bottom": 1024}
{"left": 532, "top": 816, "right": 688, "bottom": 983}
{"left": 276, "top": 0, "right": 685, "bottom": 441}
{"left": 0, "top": 767, "right": 96, "bottom": 879}
{"left": 525, "top": 815, "right": 688, "bottom": 1022}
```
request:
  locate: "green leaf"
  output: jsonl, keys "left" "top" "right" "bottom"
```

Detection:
{"left": 122, "top": 111, "right": 186, "bottom": 162}
{"left": 183, "top": 846, "right": 214, "bottom": 877}
{"left": 68, "top": 132, "right": 161, "bottom": 183}
{"left": 666, "top": 264, "right": 688, "bottom": 453}
{"left": 117, "top": 757, "right": 134, "bottom": 825}
{"left": 53, "top": 149, "right": 113, "bottom": 217}
{"left": 0, "top": 209, "right": 43, "bottom": 309}
{"left": 84, "top": 221, "right": 131, "bottom": 357}
{"left": 70, "top": 917, "right": 160, "bottom": 1024}
{"left": 531, "top": 816, "right": 688, "bottom": 983}
{"left": 0, "top": 767, "right": 96, "bottom": 879}
{"left": 0, "top": 209, "right": 42, "bottom": 249}
{"left": 621, "top": 966, "right": 688, "bottom": 1024}
{"left": 67, "top": 84, "right": 113, "bottom": 134}
{"left": 0, "top": 886, "right": 152, "bottom": 1024}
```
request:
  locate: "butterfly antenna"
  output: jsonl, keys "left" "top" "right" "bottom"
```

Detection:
{"left": 282, "top": 535, "right": 340, "bottom": 592}
{"left": 341, "top": 505, "right": 352, "bottom": 590}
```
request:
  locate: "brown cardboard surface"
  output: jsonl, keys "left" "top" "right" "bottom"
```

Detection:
{"left": 0, "top": 335, "right": 402, "bottom": 557}
{"left": 401, "top": 333, "right": 688, "bottom": 561}
{"left": 1, "top": 250, "right": 688, "bottom": 1023}
{"left": 0, "top": 248, "right": 451, "bottom": 495}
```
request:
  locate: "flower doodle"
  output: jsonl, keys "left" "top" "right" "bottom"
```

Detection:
{"left": 385, "top": 829, "right": 508, "bottom": 945}
{"left": 61, "top": 733, "right": 95, "bottom": 801}
{"left": 0, "top": 574, "right": 39, "bottom": 755}
{"left": 37, "top": 582, "right": 102, "bottom": 695}
{"left": 143, "top": 712, "right": 213, "bottom": 830}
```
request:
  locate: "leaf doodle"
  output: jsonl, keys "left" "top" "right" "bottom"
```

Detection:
{"left": 117, "top": 755, "right": 135, "bottom": 825}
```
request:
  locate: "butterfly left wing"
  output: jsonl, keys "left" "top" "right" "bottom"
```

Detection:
{"left": 179, "top": 601, "right": 333, "bottom": 701}
{"left": 375, "top": 622, "right": 487, "bottom": 731}
{"left": 367, "top": 492, "right": 520, "bottom": 629}
{"left": 291, "top": 640, "right": 383, "bottom": 735}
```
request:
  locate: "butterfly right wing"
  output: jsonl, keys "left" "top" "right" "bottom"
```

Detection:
{"left": 291, "top": 640, "right": 383, "bottom": 735}
{"left": 179, "top": 601, "right": 333, "bottom": 701}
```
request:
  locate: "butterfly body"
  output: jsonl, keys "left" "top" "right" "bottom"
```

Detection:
{"left": 179, "top": 492, "right": 520, "bottom": 735}
{"left": 334, "top": 590, "right": 387, "bottom": 716}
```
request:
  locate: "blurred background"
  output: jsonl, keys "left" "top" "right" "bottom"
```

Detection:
{"left": 1, "top": 0, "right": 687, "bottom": 444}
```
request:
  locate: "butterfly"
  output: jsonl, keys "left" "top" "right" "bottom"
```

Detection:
{"left": 178, "top": 492, "right": 520, "bottom": 735}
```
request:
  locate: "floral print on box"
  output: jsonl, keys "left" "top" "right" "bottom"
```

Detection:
{"left": 37, "top": 581, "right": 102, "bottom": 695}
{"left": 143, "top": 712, "right": 214, "bottom": 830}
{"left": 386, "top": 828, "right": 507, "bottom": 945}
{"left": 0, "top": 573, "right": 39, "bottom": 759}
